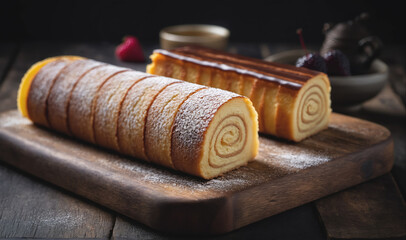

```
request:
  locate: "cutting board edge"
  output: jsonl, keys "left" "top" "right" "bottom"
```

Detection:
{"left": 0, "top": 110, "right": 395, "bottom": 235}
{"left": 229, "top": 135, "right": 394, "bottom": 231}
{"left": 142, "top": 134, "right": 395, "bottom": 234}
{"left": 0, "top": 124, "right": 236, "bottom": 235}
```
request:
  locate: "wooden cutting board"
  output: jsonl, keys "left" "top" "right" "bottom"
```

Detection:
{"left": 0, "top": 110, "right": 393, "bottom": 235}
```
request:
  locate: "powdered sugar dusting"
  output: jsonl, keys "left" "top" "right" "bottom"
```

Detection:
{"left": 1, "top": 110, "right": 255, "bottom": 194}
{"left": 48, "top": 59, "right": 104, "bottom": 133}
{"left": 93, "top": 71, "right": 150, "bottom": 150}
{"left": 171, "top": 88, "right": 240, "bottom": 164}
{"left": 0, "top": 111, "right": 31, "bottom": 127}
{"left": 68, "top": 65, "right": 128, "bottom": 142}
{"left": 117, "top": 76, "right": 180, "bottom": 158}
{"left": 1, "top": 111, "right": 353, "bottom": 199}
{"left": 112, "top": 155, "right": 255, "bottom": 193}
{"left": 258, "top": 139, "right": 331, "bottom": 171}
{"left": 145, "top": 81, "right": 206, "bottom": 166}
{"left": 329, "top": 120, "right": 387, "bottom": 142}
{"left": 27, "top": 60, "right": 69, "bottom": 126}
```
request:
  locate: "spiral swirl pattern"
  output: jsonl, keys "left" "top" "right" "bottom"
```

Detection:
{"left": 147, "top": 48, "right": 332, "bottom": 142}
{"left": 171, "top": 88, "right": 258, "bottom": 179}
{"left": 209, "top": 115, "right": 247, "bottom": 167}
{"left": 297, "top": 85, "right": 327, "bottom": 133}
{"left": 20, "top": 57, "right": 259, "bottom": 180}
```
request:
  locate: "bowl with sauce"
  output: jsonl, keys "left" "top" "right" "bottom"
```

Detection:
{"left": 160, "top": 24, "right": 230, "bottom": 50}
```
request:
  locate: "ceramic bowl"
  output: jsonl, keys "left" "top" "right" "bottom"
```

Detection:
{"left": 160, "top": 24, "right": 229, "bottom": 50}
{"left": 264, "top": 49, "right": 388, "bottom": 108}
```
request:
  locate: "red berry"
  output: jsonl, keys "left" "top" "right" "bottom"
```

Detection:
{"left": 115, "top": 36, "right": 145, "bottom": 62}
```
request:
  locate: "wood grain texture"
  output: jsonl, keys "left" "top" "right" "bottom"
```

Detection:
{"left": 316, "top": 173, "right": 406, "bottom": 239}
{"left": 0, "top": 162, "right": 114, "bottom": 239}
{"left": 112, "top": 203, "right": 326, "bottom": 240}
{"left": 0, "top": 42, "right": 157, "bottom": 239}
{"left": 0, "top": 110, "right": 393, "bottom": 234}
{"left": 0, "top": 42, "right": 404, "bottom": 238}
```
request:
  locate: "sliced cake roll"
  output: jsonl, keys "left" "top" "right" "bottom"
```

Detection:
{"left": 117, "top": 76, "right": 181, "bottom": 159}
{"left": 26, "top": 58, "right": 76, "bottom": 127}
{"left": 68, "top": 65, "right": 129, "bottom": 143}
{"left": 171, "top": 88, "right": 259, "bottom": 179}
{"left": 147, "top": 46, "right": 331, "bottom": 142}
{"left": 93, "top": 71, "right": 154, "bottom": 151}
{"left": 18, "top": 56, "right": 259, "bottom": 179}
{"left": 145, "top": 82, "right": 207, "bottom": 168}
{"left": 48, "top": 59, "right": 105, "bottom": 135}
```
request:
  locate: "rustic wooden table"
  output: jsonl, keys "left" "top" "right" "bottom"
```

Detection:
{"left": 0, "top": 41, "right": 405, "bottom": 239}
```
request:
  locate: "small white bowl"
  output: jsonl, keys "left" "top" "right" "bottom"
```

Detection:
{"left": 160, "top": 24, "right": 230, "bottom": 50}
{"left": 264, "top": 49, "right": 388, "bottom": 108}
{"left": 328, "top": 60, "right": 388, "bottom": 106}
{"left": 265, "top": 49, "right": 313, "bottom": 64}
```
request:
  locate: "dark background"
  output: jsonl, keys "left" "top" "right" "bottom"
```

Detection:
{"left": 1, "top": 0, "right": 405, "bottom": 46}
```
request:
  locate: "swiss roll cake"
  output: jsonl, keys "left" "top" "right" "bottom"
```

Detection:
{"left": 17, "top": 56, "right": 259, "bottom": 179}
{"left": 147, "top": 46, "right": 332, "bottom": 142}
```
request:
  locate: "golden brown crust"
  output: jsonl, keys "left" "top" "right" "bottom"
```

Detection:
{"left": 117, "top": 77, "right": 181, "bottom": 159}
{"left": 145, "top": 82, "right": 207, "bottom": 168}
{"left": 18, "top": 56, "right": 84, "bottom": 119}
{"left": 184, "top": 62, "right": 200, "bottom": 84}
{"left": 171, "top": 88, "right": 247, "bottom": 177}
{"left": 262, "top": 85, "right": 279, "bottom": 135}
{"left": 22, "top": 57, "right": 259, "bottom": 179}
{"left": 248, "top": 78, "right": 266, "bottom": 131}
{"left": 93, "top": 71, "right": 153, "bottom": 150}
{"left": 147, "top": 48, "right": 331, "bottom": 141}
{"left": 226, "top": 71, "right": 242, "bottom": 94}
{"left": 47, "top": 59, "right": 104, "bottom": 135}
{"left": 274, "top": 86, "right": 298, "bottom": 139}
{"left": 68, "top": 65, "right": 129, "bottom": 143}
{"left": 27, "top": 60, "right": 70, "bottom": 127}
{"left": 169, "top": 46, "right": 320, "bottom": 85}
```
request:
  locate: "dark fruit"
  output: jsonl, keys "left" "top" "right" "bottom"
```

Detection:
{"left": 320, "top": 13, "right": 381, "bottom": 75}
{"left": 296, "top": 53, "right": 327, "bottom": 73}
{"left": 323, "top": 50, "right": 351, "bottom": 76}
